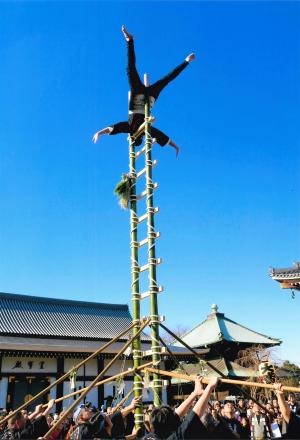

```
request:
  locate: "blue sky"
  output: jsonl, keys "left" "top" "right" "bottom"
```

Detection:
{"left": 0, "top": 1, "right": 299, "bottom": 365}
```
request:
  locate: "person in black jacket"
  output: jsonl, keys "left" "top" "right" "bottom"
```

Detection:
{"left": 143, "top": 376, "right": 219, "bottom": 440}
{"left": 92, "top": 26, "right": 195, "bottom": 158}
{"left": 69, "top": 397, "right": 141, "bottom": 440}
{"left": 213, "top": 402, "right": 249, "bottom": 439}
{"left": 1, "top": 400, "right": 55, "bottom": 440}
{"left": 274, "top": 383, "right": 300, "bottom": 439}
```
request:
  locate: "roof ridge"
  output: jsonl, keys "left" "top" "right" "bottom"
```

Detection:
{"left": 0, "top": 292, "right": 129, "bottom": 311}
{"left": 213, "top": 311, "right": 224, "bottom": 341}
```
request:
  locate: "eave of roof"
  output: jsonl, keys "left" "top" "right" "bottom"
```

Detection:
{"left": 270, "top": 262, "right": 300, "bottom": 279}
{"left": 173, "top": 306, "right": 281, "bottom": 348}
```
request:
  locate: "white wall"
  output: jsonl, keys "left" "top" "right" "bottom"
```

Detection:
{"left": 62, "top": 380, "right": 98, "bottom": 410}
{"left": 1, "top": 357, "right": 57, "bottom": 373}
{"left": 64, "top": 358, "right": 97, "bottom": 376}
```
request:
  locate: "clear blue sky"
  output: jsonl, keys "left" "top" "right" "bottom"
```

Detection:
{"left": 0, "top": 1, "right": 299, "bottom": 365}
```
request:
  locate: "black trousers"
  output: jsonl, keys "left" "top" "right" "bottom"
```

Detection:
{"left": 109, "top": 40, "right": 188, "bottom": 146}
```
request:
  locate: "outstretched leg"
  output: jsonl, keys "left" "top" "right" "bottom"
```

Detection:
{"left": 122, "top": 25, "right": 143, "bottom": 92}
{"left": 149, "top": 53, "right": 195, "bottom": 100}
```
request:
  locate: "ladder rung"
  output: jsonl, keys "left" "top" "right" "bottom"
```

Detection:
{"left": 136, "top": 160, "right": 158, "bottom": 178}
{"left": 138, "top": 207, "right": 159, "bottom": 224}
{"left": 136, "top": 183, "right": 158, "bottom": 201}
{"left": 135, "top": 146, "right": 146, "bottom": 159}
{"left": 138, "top": 232, "right": 161, "bottom": 248}
{"left": 139, "top": 258, "right": 162, "bottom": 273}
{"left": 140, "top": 286, "right": 164, "bottom": 299}
{"left": 132, "top": 117, "right": 156, "bottom": 141}
{"left": 142, "top": 347, "right": 167, "bottom": 357}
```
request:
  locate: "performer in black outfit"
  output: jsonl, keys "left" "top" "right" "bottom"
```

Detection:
{"left": 92, "top": 26, "right": 195, "bottom": 158}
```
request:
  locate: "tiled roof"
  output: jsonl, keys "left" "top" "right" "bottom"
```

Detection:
{"left": 270, "top": 262, "right": 300, "bottom": 279}
{"left": 173, "top": 304, "right": 281, "bottom": 348}
{"left": 0, "top": 292, "right": 149, "bottom": 341}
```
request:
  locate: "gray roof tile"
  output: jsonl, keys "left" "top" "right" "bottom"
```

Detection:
{"left": 0, "top": 292, "right": 149, "bottom": 341}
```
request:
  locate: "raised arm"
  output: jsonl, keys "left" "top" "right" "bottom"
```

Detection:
{"left": 42, "top": 399, "right": 55, "bottom": 417}
{"left": 28, "top": 404, "right": 44, "bottom": 421}
{"left": 121, "top": 396, "right": 142, "bottom": 418}
{"left": 175, "top": 376, "right": 204, "bottom": 418}
{"left": 274, "top": 383, "right": 291, "bottom": 423}
{"left": 192, "top": 377, "right": 219, "bottom": 419}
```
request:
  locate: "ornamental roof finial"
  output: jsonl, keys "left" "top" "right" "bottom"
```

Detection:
{"left": 211, "top": 304, "right": 218, "bottom": 313}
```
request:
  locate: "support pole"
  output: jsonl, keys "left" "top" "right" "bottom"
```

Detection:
{"left": 1, "top": 321, "right": 136, "bottom": 425}
{"left": 43, "top": 362, "right": 152, "bottom": 406}
{"left": 143, "top": 367, "right": 300, "bottom": 393}
{"left": 44, "top": 318, "right": 150, "bottom": 440}
{"left": 129, "top": 134, "right": 143, "bottom": 427}
{"left": 144, "top": 87, "right": 162, "bottom": 406}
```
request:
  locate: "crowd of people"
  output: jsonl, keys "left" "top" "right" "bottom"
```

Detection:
{"left": 0, "top": 379, "right": 299, "bottom": 440}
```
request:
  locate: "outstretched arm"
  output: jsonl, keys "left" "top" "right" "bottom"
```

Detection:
{"left": 167, "top": 139, "right": 180, "bottom": 158}
{"left": 92, "top": 127, "right": 113, "bottom": 143}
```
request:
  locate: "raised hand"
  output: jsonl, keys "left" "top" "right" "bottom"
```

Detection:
{"left": 194, "top": 375, "right": 204, "bottom": 396}
{"left": 92, "top": 132, "right": 100, "bottom": 144}
{"left": 274, "top": 383, "right": 284, "bottom": 395}
{"left": 207, "top": 377, "right": 219, "bottom": 391}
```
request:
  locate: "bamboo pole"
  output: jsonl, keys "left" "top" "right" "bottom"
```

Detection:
{"left": 129, "top": 131, "right": 143, "bottom": 428}
{"left": 144, "top": 92, "right": 162, "bottom": 406}
{"left": 44, "top": 318, "right": 150, "bottom": 439}
{"left": 1, "top": 321, "right": 136, "bottom": 425}
{"left": 111, "top": 387, "right": 134, "bottom": 414}
{"left": 42, "top": 363, "right": 152, "bottom": 406}
{"left": 143, "top": 367, "right": 300, "bottom": 393}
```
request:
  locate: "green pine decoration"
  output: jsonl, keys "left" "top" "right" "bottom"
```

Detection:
{"left": 114, "top": 174, "right": 133, "bottom": 209}
{"left": 69, "top": 367, "right": 77, "bottom": 390}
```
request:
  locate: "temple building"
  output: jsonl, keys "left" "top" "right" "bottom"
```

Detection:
{"left": 0, "top": 292, "right": 199, "bottom": 411}
{"left": 270, "top": 262, "right": 300, "bottom": 293}
{"left": 173, "top": 304, "right": 281, "bottom": 361}
{"left": 169, "top": 304, "right": 281, "bottom": 400}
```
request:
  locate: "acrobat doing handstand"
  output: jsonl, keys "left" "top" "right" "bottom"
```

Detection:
{"left": 92, "top": 26, "right": 195, "bottom": 158}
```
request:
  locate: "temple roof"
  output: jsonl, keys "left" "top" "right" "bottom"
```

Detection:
{"left": 0, "top": 292, "right": 149, "bottom": 341}
{"left": 270, "top": 262, "right": 300, "bottom": 280}
{"left": 173, "top": 304, "right": 281, "bottom": 348}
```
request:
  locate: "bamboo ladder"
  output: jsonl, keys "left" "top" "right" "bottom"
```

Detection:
{"left": 128, "top": 74, "right": 163, "bottom": 425}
